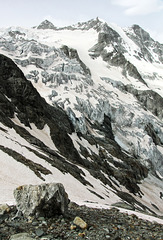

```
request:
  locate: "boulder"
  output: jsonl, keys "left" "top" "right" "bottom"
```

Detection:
{"left": 13, "top": 183, "right": 69, "bottom": 218}
{"left": 73, "top": 216, "right": 88, "bottom": 229}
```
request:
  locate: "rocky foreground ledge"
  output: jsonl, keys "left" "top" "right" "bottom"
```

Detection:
{"left": 0, "top": 183, "right": 163, "bottom": 240}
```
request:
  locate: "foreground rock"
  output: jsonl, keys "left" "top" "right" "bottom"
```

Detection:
{"left": 14, "top": 183, "right": 69, "bottom": 218}
{"left": 0, "top": 203, "right": 163, "bottom": 240}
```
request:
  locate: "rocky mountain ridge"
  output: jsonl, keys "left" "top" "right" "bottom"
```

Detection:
{"left": 0, "top": 18, "right": 163, "bottom": 217}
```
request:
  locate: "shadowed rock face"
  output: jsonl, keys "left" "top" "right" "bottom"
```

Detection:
{"left": 0, "top": 53, "right": 90, "bottom": 185}
{"left": 0, "top": 54, "right": 73, "bottom": 132}
{"left": 0, "top": 54, "right": 77, "bottom": 155}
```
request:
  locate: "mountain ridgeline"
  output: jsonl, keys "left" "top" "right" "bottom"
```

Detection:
{"left": 0, "top": 18, "right": 163, "bottom": 216}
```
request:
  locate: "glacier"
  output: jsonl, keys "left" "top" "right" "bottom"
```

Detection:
{"left": 0, "top": 18, "right": 163, "bottom": 218}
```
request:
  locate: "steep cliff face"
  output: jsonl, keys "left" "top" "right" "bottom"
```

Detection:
{"left": 0, "top": 19, "right": 163, "bottom": 215}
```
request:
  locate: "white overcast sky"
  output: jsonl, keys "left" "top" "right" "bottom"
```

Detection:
{"left": 0, "top": 0, "right": 163, "bottom": 42}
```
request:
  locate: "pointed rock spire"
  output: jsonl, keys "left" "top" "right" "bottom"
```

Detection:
{"left": 37, "top": 19, "right": 56, "bottom": 30}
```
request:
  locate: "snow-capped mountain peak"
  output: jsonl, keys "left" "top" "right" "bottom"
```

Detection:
{"left": 0, "top": 18, "right": 163, "bottom": 218}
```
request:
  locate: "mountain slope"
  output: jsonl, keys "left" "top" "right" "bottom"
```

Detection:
{"left": 0, "top": 18, "right": 163, "bottom": 217}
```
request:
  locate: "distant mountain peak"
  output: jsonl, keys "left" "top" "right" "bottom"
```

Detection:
{"left": 60, "top": 17, "right": 105, "bottom": 32}
{"left": 37, "top": 19, "right": 56, "bottom": 30}
{"left": 77, "top": 17, "right": 104, "bottom": 30}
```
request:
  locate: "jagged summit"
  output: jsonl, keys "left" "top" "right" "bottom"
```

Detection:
{"left": 76, "top": 17, "right": 104, "bottom": 31}
{"left": 37, "top": 19, "right": 56, "bottom": 30}
{"left": 60, "top": 17, "right": 105, "bottom": 31}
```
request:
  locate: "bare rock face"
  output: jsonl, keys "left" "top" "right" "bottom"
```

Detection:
{"left": 13, "top": 183, "right": 69, "bottom": 218}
